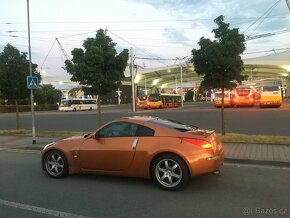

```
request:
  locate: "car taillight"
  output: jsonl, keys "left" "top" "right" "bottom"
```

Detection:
{"left": 182, "top": 138, "right": 213, "bottom": 149}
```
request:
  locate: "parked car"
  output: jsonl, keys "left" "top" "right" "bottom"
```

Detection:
{"left": 41, "top": 116, "right": 224, "bottom": 191}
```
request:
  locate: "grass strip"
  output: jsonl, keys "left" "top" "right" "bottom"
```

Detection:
{"left": 0, "top": 130, "right": 290, "bottom": 145}
{"left": 221, "top": 133, "right": 290, "bottom": 145}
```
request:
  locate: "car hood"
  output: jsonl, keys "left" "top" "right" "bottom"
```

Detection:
{"left": 61, "top": 135, "right": 85, "bottom": 141}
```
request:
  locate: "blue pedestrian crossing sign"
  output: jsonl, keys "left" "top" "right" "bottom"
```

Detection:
{"left": 27, "top": 76, "right": 39, "bottom": 89}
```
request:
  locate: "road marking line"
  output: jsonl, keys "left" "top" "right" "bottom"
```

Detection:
{"left": 0, "top": 148, "right": 40, "bottom": 154}
{"left": 0, "top": 199, "right": 92, "bottom": 218}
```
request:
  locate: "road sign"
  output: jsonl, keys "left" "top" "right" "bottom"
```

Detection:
{"left": 27, "top": 76, "right": 39, "bottom": 89}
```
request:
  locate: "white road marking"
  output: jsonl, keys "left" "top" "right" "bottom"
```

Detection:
{"left": 0, "top": 199, "right": 92, "bottom": 218}
{"left": 0, "top": 148, "right": 40, "bottom": 154}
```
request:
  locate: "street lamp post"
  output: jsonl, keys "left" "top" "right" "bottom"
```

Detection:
{"left": 130, "top": 47, "right": 136, "bottom": 112}
{"left": 27, "top": 0, "right": 36, "bottom": 144}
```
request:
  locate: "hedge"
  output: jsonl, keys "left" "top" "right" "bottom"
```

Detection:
{"left": 0, "top": 104, "right": 59, "bottom": 113}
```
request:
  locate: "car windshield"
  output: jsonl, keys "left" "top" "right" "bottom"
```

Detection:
{"left": 149, "top": 118, "right": 197, "bottom": 132}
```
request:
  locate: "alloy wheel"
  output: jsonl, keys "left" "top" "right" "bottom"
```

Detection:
{"left": 155, "top": 158, "right": 182, "bottom": 188}
{"left": 45, "top": 152, "right": 65, "bottom": 177}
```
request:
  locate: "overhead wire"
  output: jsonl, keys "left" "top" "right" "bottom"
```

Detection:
{"left": 243, "top": 47, "right": 290, "bottom": 55}
{"left": 243, "top": 0, "right": 282, "bottom": 36}
{"left": 1, "top": 13, "right": 289, "bottom": 25}
{"left": 40, "top": 39, "right": 56, "bottom": 70}
{"left": 248, "top": 0, "right": 282, "bottom": 36}
{"left": 107, "top": 29, "right": 170, "bottom": 66}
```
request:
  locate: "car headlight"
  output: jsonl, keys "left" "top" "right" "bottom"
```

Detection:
{"left": 43, "top": 142, "right": 55, "bottom": 150}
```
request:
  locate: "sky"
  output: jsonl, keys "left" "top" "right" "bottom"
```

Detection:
{"left": 1, "top": 0, "right": 290, "bottom": 88}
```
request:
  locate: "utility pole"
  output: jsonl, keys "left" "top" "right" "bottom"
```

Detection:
{"left": 27, "top": 0, "right": 36, "bottom": 144}
{"left": 130, "top": 47, "right": 136, "bottom": 112}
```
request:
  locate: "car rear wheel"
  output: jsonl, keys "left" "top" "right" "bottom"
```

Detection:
{"left": 44, "top": 150, "right": 68, "bottom": 178}
{"left": 151, "top": 154, "right": 189, "bottom": 191}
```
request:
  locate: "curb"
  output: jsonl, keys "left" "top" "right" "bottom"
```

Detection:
{"left": 224, "top": 158, "right": 290, "bottom": 168}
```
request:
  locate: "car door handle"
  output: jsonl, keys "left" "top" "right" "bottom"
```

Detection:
{"left": 132, "top": 138, "right": 138, "bottom": 150}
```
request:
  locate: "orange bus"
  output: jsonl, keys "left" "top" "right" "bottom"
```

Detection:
{"left": 137, "top": 93, "right": 182, "bottom": 109}
{"left": 234, "top": 86, "right": 256, "bottom": 107}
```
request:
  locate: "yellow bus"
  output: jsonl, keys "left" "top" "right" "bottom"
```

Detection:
{"left": 214, "top": 90, "right": 235, "bottom": 107}
{"left": 259, "top": 86, "right": 282, "bottom": 108}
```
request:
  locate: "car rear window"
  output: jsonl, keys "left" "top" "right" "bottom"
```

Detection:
{"left": 149, "top": 119, "right": 195, "bottom": 132}
{"left": 236, "top": 89, "right": 250, "bottom": 96}
{"left": 262, "top": 86, "right": 279, "bottom": 92}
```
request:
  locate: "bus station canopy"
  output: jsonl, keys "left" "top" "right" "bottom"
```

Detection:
{"left": 131, "top": 50, "right": 290, "bottom": 89}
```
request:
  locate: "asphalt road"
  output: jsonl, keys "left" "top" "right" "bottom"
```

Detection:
{"left": 1, "top": 102, "right": 290, "bottom": 135}
{"left": 0, "top": 149, "right": 289, "bottom": 218}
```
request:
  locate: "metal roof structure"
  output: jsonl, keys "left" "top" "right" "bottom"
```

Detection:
{"left": 133, "top": 50, "right": 290, "bottom": 89}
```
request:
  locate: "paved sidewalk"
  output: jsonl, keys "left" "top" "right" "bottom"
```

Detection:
{"left": 0, "top": 135, "right": 289, "bottom": 167}
{"left": 224, "top": 143, "right": 290, "bottom": 167}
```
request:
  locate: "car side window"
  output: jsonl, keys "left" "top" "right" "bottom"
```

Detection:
{"left": 135, "top": 125, "right": 155, "bottom": 136}
{"left": 97, "top": 122, "right": 138, "bottom": 138}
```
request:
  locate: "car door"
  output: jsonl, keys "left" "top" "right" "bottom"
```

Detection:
{"left": 79, "top": 122, "right": 138, "bottom": 171}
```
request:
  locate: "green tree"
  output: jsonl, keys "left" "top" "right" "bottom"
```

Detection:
{"left": 0, "top": 43, "right": 41, "bottom": 129}
{"left": 34, "top": 84, "right": 62, "bottom": 105}
{"left": 65, "top": 29, "right": 129, "bottom": 125}
{"left": 191, "top": 15, "right": 247, "bottom": 135}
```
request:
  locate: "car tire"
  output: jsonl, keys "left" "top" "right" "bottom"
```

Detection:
{"left": 43, "top": 150, "right": 68, "bottom": 178}
{"left": 151, "top": 154, "right": 189, "bottom": 191}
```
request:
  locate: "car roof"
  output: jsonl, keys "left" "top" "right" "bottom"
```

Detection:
{"left": 121, "top": 116, "right": 158, "bottom": 122}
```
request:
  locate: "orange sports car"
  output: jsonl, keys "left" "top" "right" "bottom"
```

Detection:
{"left": 41, "top": 116, "right": 224, "bottom": 191}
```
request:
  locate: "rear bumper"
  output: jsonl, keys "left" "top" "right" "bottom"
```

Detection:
{"left": 260, "top": 101, "right": 281, "bottom": 107}
{"left": 235, "top": 102, "right": 255, "bottom": 106}
{"left": 186, "top": 149, "right": 224, "bottom": 177}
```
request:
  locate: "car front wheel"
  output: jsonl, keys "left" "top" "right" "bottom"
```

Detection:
{"left": 44, "top": 150, "right": 68, "bottom": 178}
{"left": 151, "top": 154, "right": 189, "bottom": 191}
